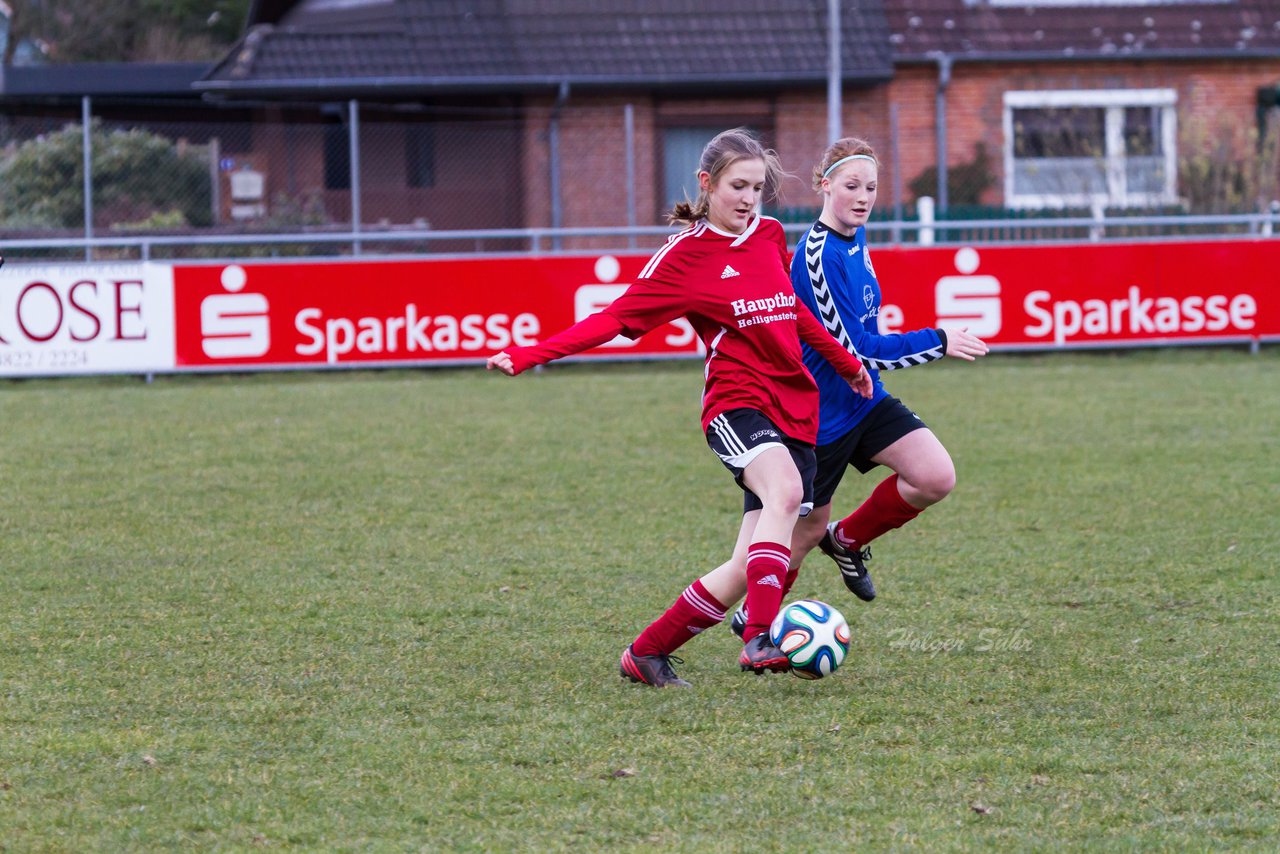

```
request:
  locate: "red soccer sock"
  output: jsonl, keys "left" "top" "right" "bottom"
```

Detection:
{"left": 632, "top": 579, "right": 728, "bottom": 657}
{"left": 742, "top": 541, "right": 791, "bottom": 642}
{"left": 833, "top": 473, "right": 922, "bottom": 549}
{"left": 781, "top": 566, "right": 800, "bottom": 598}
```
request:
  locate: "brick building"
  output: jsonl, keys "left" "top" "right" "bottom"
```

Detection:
{"left": 195, "top": 0, "right": 1280, "bottom": 231}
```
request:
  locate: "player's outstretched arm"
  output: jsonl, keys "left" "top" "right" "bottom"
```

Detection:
{"left": 486, "top": 311, "right": 625, "bottom": 376}
{"left": 486, "top": 351, "right": 517, "bottom": 375}
{"left": 943, "top": 326, "right": 990, "bottom": 362}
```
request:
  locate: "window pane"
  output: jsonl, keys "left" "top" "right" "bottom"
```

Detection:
{"left": 1124, "top": 107, "right": 1160, "bottom": 156}
{"left": 1013, "top": 107, "right": 1104, "bottom": 158}
{"left": 323, "top": 121, "right": 349, "bottom": 190}
{"left": 406, "top": 124, "right": 435, "bottom": 188}
{"left": 662, "top": 127, "right": 721, "bottom": 212}
{"left": 1013, "top": 157, "right": 1106, "bottom": 197}
{"left": 1126, "top": 157, "right": 1166, "bottom": 194}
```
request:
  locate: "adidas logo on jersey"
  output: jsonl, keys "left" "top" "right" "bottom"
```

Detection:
{"left": 721, "top": 265, "right": 740, "bottom": 279}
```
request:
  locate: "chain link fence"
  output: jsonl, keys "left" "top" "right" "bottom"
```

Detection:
{"left": 0, "top": 95, "right": 1277, "bottom": 261}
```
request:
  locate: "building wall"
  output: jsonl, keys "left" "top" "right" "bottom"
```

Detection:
{"left": 230, "top": 56, "right": 1280, "bottom": 238}
{"left": 520, "top": 87, "right": 903, "bottom": 242}
{"left": 890, "top": 58, "right": 1280, "bottom": 207}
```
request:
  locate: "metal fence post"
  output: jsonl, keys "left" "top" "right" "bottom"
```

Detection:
{"left": 934, "top": 55, "right": 952, "bottom": 215}
{"left": 209, "top": 136, "right": 222, "bottom": 226}
{"left": 550, "top": 81, "right": 570, "bottom": 251}
{"left": 349, "top": 99, "right": 361, "bottom": 255}
{"left": 827, "top": 0, "right": 841, "bottom": 143}
{"left": 891, "top": 102, "right": 902, "bottom": 245}
{"left": 82, "top": 96, "right": 92, "bottom": 262}
{"left": 625, "top": 103, "right": 637, "bottom": 247}
{"left": 918, "top": 196, "right": 935, "bottom": 246}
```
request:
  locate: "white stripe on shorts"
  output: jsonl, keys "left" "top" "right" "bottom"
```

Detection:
{"left": 710, "top": 413, "right": 746, "bottom": 456}
{"left": 711, "top": 414, "right": 783, "bottom": 469}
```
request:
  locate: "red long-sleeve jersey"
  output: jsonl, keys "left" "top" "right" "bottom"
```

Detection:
{"left": 506, "top": 215, "right": 863, "bottom": 445}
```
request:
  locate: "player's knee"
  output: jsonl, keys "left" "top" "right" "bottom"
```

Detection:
{"left": 765, "top": 478, "right": 805, "bottom": 517}
{"left": 914, "top": 463, "right": 956, "bottom": 505}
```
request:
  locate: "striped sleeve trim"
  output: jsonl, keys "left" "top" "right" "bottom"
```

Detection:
{"left": 802, "top": 227, "right": 857, "bottom": 357}
{"left": 864, "top": 344, "right": 946, "bottom": 372}
{"left": 639, "top": 222, "right": 705, "bottom": 280}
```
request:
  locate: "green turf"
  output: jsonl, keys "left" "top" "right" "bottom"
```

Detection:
{"left": 1, "top": 348, "right": 1277, "bottom": 851}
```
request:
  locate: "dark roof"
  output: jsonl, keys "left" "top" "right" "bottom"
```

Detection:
{"left": 245, "top": 0, "right": 297, "bottom": 25}
{"left": 198, "top": 0, "right": 895, "bottom": 95}
{"left": 0, "top": 62, "right": 212, "bottom": 99}
{"left": 888, "top": 0, "right": 1280, "bottom": 61}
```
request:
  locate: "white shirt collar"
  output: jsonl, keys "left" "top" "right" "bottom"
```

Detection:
{"left": 702, "top": 213, "right": 761, "bottom": 247}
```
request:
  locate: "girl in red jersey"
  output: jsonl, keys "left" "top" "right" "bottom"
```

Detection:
{"left": 488, "top": 128, "right": 872, "bottom": 687}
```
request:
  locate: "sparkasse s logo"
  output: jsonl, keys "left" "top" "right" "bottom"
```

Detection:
{"left": 934, "top": 247, "right": 1001, "bottom": 338}
{"left": 574, "top": 255, "right": 700, "bottom": 352}
{"left": 200, "top": 265, "right": 269, "bottom": 358}
{"left": 575, "top": 255, "right": 634, "bottom": 349}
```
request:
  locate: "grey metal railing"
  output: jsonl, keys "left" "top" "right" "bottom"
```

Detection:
{"left": 0, "top": 211, "right": 1275, "bottom": 264}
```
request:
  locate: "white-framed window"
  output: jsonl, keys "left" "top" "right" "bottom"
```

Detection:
{"left": 1003, "top": 89, "right": 1178, "bottom": 209}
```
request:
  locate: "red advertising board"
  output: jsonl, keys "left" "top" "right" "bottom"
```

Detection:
{"left": 4, "top": 238, "right": 1275, "bottom": 378}
{"left": 171, "top": 254, "right": 698, "bottom": 369}
{"left": 868, "top": 239, "right": 1279, "bottom": 348}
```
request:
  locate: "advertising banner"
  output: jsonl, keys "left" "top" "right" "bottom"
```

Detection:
{"left": 0, "top": 262, "right": 175, "bottom": 376}
{"left": 2, "top": 238, "right": 1276, "bottom": 378}
{"left": 170, "top": 254, "right": 697, "bottom": 370}
{"left": 869, "top": 239, "right": 1278, "bottom": 348}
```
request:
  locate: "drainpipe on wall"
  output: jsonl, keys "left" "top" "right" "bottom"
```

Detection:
{"left": 82, "top": 96, "right": 93, "bottom": 261}
{"left": 549, "top": 80, "right": 570, "bottom": 250}
{"left": 933, "top": 53, "right": 952, "bottom": 215}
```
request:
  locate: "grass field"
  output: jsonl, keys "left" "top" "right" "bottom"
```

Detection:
{"left": 1, "top": 348, "right": 1277, "bottom": 851}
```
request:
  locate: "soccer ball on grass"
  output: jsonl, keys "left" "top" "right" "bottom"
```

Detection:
{"left": 769, "top": 599, "right": 850, "bottom": 679}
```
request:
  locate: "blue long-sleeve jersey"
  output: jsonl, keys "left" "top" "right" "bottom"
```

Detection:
{"left": 790, "top": 221, "right": 947, "bottom": 445}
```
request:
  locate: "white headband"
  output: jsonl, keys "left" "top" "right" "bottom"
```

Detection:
{"left": 822, "top": 153, "right": 878, "bottom": 178}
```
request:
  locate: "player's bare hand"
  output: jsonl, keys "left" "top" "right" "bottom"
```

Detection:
{"left": 486, "top": 351, "right": 516, "bottom": 375}
{"left": 848, "top": 366, "right": 874, "bottom": 399}
{"left": 944, "top": 327, "right": 989, "bottom": 361}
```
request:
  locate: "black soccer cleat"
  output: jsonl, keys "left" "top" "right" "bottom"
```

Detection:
{"left": 738, "top": 634, "right": 792, "bottom": 674}
{"left": 729, "top": 606, "right": 747, "bottom": 641}
{"left": 820, "top": 522, "right": 876, "bottom": 601}
{"left": 620, "top": 644, "right": 691, "bottom": 688}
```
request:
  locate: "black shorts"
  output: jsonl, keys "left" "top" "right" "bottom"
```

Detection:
{"left": 812, "top": 396, "right": 928, "bottom": 508}
{"left": 705, "top": 408, "right": 817, "bottom": 517}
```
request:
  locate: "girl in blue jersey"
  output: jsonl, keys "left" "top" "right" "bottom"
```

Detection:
{"left": 785, "top": 137, "right": 988, "bottom": 602}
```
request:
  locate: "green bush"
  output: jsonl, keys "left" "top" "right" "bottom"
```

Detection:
{"left": 0, "top": 121, "right": 213, "bottom": 229}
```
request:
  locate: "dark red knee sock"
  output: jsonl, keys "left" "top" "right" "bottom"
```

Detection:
{"left": 781, "top": 566, "right": 799, "bottom": 598}
{"left": 833, "top": 473, "right": 922, "bottom": 549}
{"left": 743, "top": 541, "right": 790, "bottom": 642}
{"left": 632, "top": 578, "right": 727, "bottom": 657}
